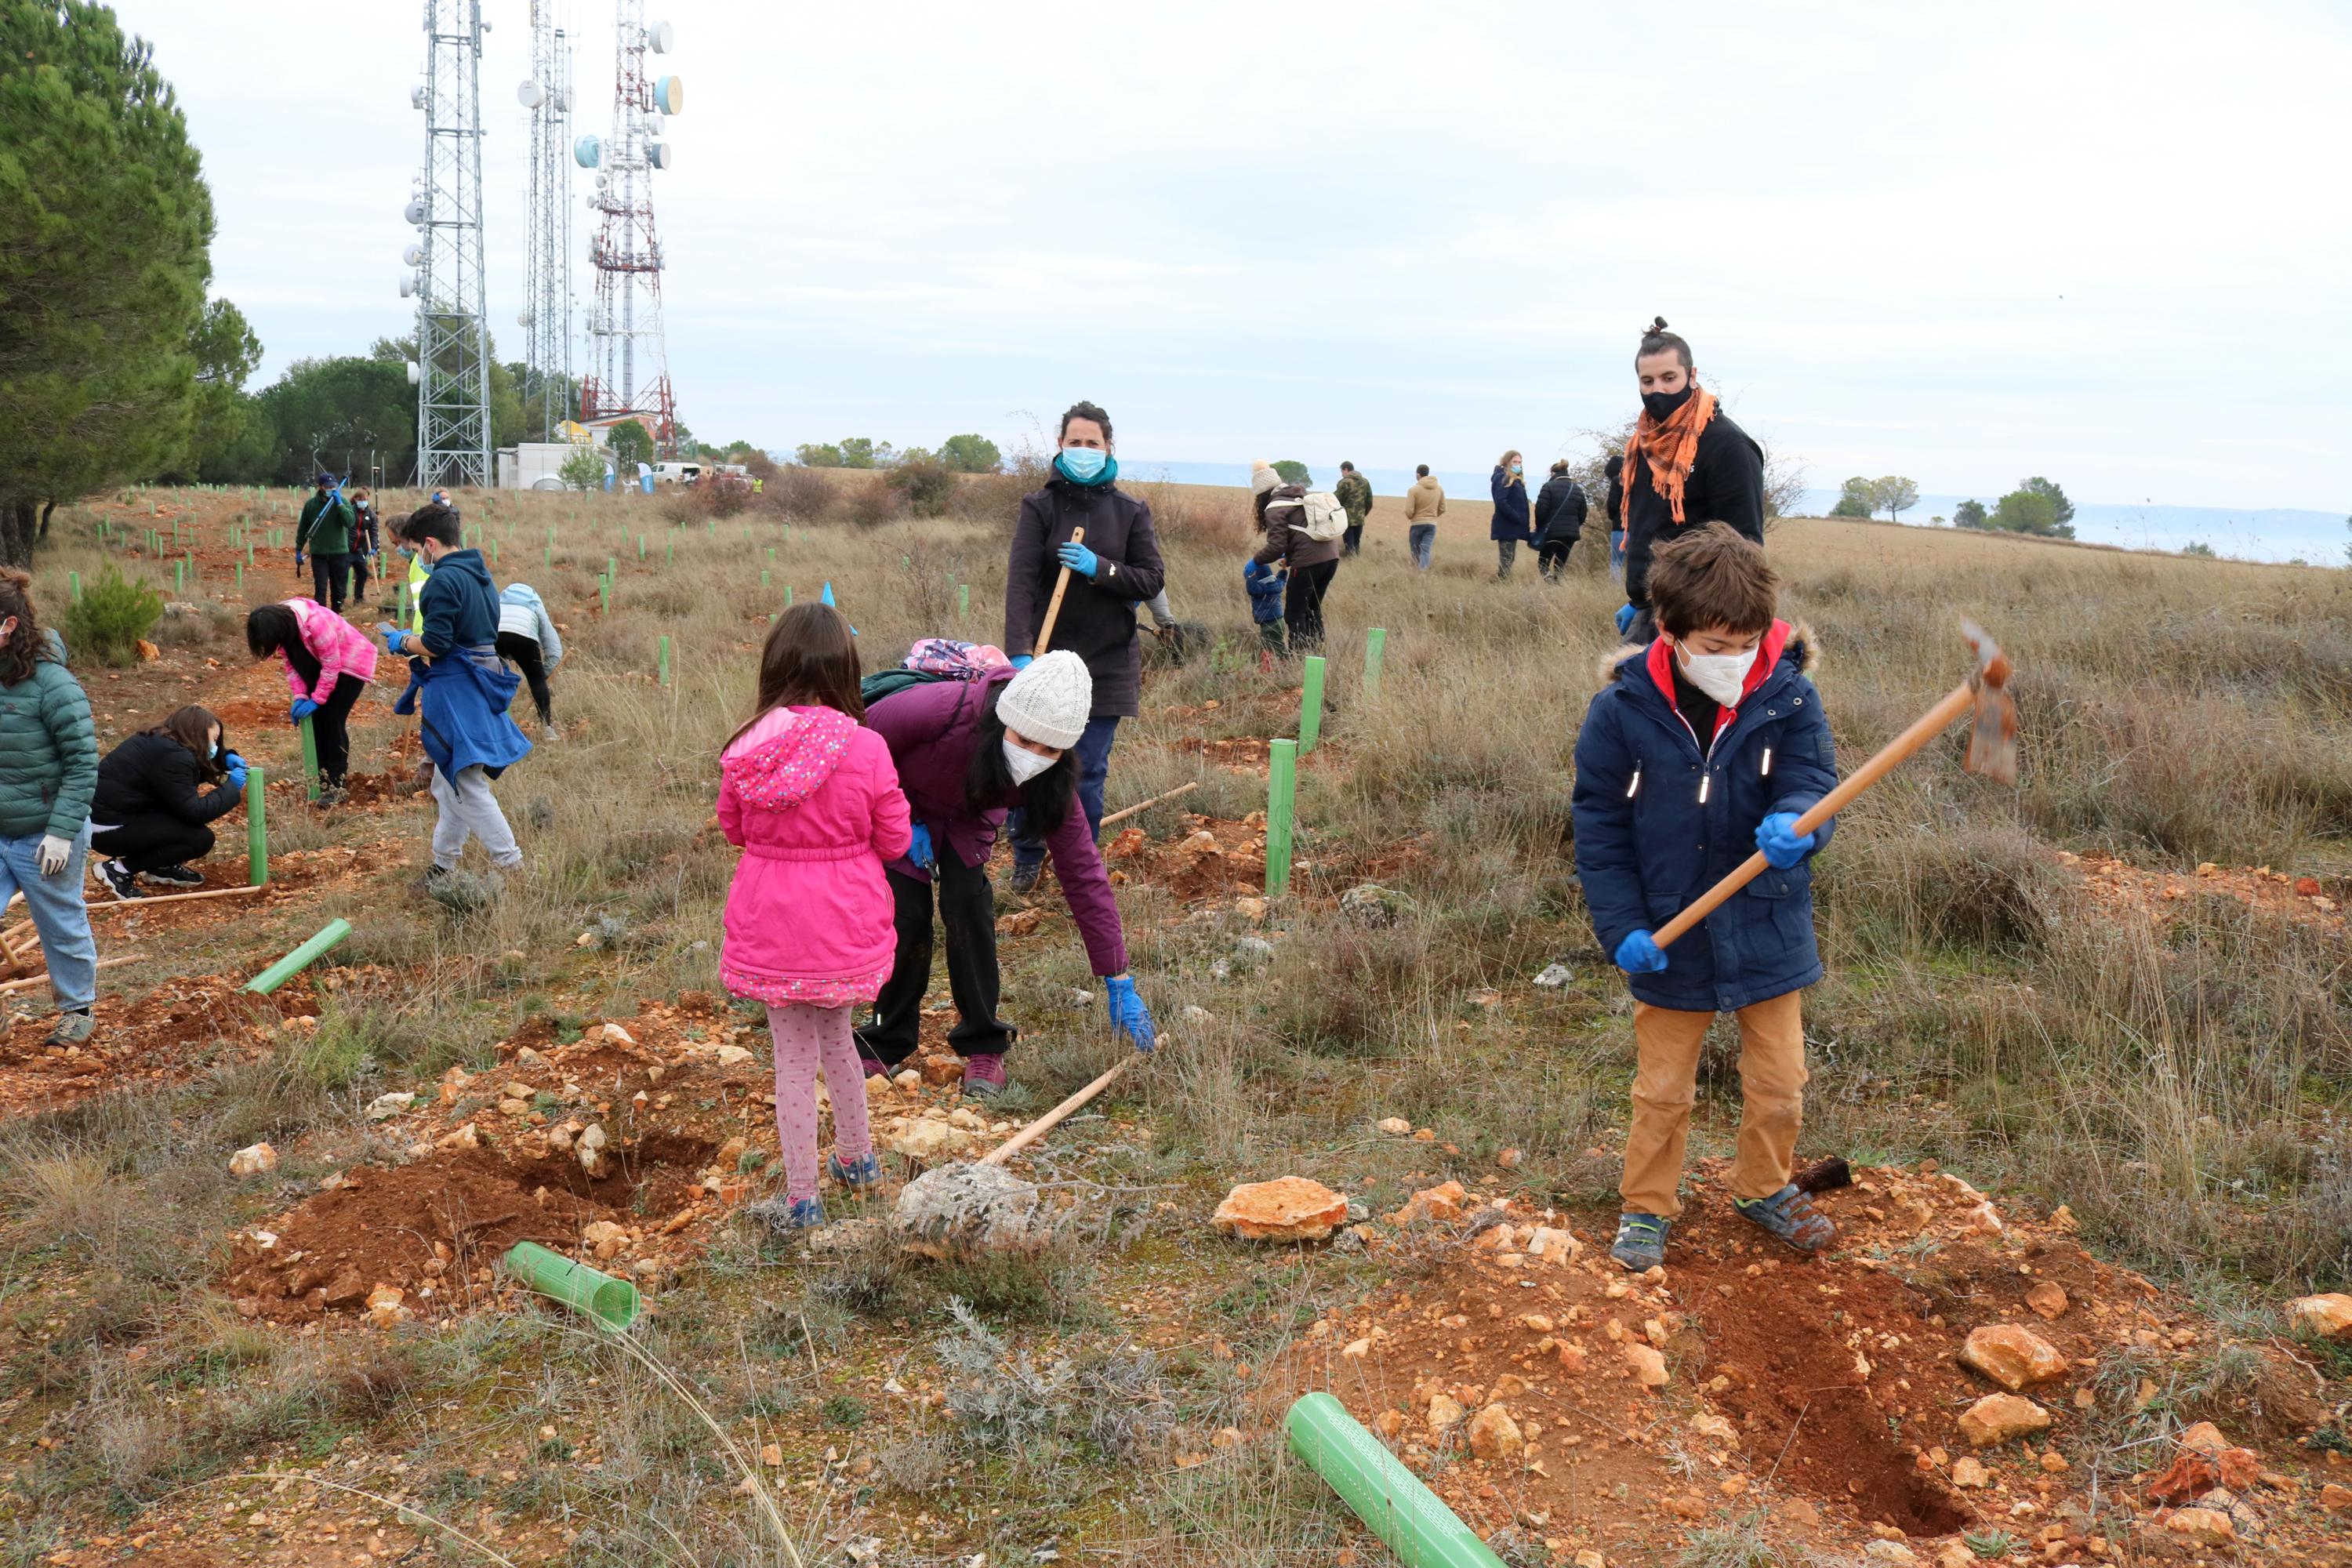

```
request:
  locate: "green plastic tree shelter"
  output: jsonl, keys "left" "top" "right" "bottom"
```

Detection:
{"left": 1300, "top": 655, "right": 1327, "bottom": 754}
{"left": 503, "top": 1241, "right": 640, "bottom": 1330}
{"left": 1285, "top": 1393, "right": 1505, "bottom": 1568}
{"left": 1265, "top": 739, "right": 1297, "bottom": 897}
{"left": 298, "top": 716, "right": 320, "bottom": 800}
{"left": 245, "top": 766, "right": 267, "bottom": 886}
{"left": 242, "top": 919, "right": 351, "bottom": 995}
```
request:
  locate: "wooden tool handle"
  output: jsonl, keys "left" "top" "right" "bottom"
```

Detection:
{"left": 1098, "top": 780, "right": 1199, "bottom": 829}
{"left": 979, "top": 1054, "right": 1132, "bottom": 1168}
{"left": 1033, "top": 526, "right": 1084, "bottom": 656}
{"left": 1653, "top": 680, "right": 1976, "bottom": 949}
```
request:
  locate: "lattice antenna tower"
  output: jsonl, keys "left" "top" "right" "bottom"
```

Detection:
{"left": 405, "top": 0, "right": 493, "bottom": 488}
{"left": 576, "top": 1, "right": 684, "bottom": 452}
{"left": 519, "top": 2, "right": 575, "bottom": 442}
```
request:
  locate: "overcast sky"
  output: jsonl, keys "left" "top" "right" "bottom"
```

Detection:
{"left": 111, "top": 0, "right": 2352, "bottom": 512}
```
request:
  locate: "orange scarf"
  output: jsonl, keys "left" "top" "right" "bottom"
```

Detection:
{"left": 1621, "top": 382, "right": 1716, "bottom": 528}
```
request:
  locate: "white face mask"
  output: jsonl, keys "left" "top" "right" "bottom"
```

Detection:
{"left": 1676, "top": 642, "right": 1758, "bottom": 706}
{"left": 1003, "top": 736, "right": 1057, "bottom": 786}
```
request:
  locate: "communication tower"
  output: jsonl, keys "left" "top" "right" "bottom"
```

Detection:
{"left": 577, "top": 2, "right": 684, "bottom": 452}
{"left": 519, "top": 3, "right": 575, "bottom": 442}
{"left": 405, "top": 0, "right": 493, "bottom": 488}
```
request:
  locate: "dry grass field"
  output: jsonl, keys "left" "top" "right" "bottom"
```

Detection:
{"left": 1, "top": 476, "right": 2347, "bottom": 1567}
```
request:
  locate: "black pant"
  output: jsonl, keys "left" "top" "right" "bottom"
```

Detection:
{"left": 1341, "top": 522, "right": 1364, "bottom": 557}
{"left": 1284, "top": 559, "right": 1338, "bottom": 653}
{"left": 93, "top": 817, "right": 216, "bottom": 875}
{"left": 856, "top": 861, "right": 1013, "bottom": 1066}
{"left": 309, "top": 673, "right": 363, "bottom": 787}
{"left": 310, "top": 552, "right": 351, "bottom": 612}
{"left": 1538, "top": 537, "right": 1577, "bottom": 579}
{"left": 496, "top": 631, "right": 554, "bottom": 724}
{"left": 349, "top": 550, "right": 372, "bottom": 602}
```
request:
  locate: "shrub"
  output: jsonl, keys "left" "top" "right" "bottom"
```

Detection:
{"left": 948, "top": 471, "right": 1030, "bottom": 525}
{"left": 765, "top": 466, "right": 835, "bottom": 521}
{"left": 64, "top": 565, "right": 163, "bottom": 667}
{"left": 842, "top": 481, "right": 906, "bottom": 530}
{"left": 885, "top": 459, "right": 957, "bottom": 515}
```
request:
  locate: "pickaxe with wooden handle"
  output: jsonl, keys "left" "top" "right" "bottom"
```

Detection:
{"left": 1031, "top": 526, "right": 1085, "bottom": 657}
{"left": 1653, "top": 619, "right": 2017, "bottom": 949}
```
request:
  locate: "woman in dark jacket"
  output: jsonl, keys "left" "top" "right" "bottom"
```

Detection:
{"left": 89, "top": 705, "right": 247, "bottom": 898}
{"left": 1490, "top": 451, "right": 1534, "bottom": 579}
{"left": 1619, "top": 318, "right": 1766, "bottom": 630}
{"left": 1001, "top": 400, "right": 1165, "bottom": 893}
{"left": 855, "top": 653, "right": 1156, "bottom": 1099}
{"left": 1533, "top": 459, "right": 1588, "bottom": 581}
{"left": 1249, "top": 459, "right": 1341, "bottom": 654}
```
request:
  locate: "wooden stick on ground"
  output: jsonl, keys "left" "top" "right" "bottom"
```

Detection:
{"left": 82, "top": 884, "right": 269, "bottom": 914}
{"left": 1032, "top": 526, "right": 1084, "bottom": 656}
{"left": 980, "top": 1055, "right": 1133, "bottom": 1169}
{"left": 1098, "top": 780, "right": 1199, "bottom": 829}
{"left": 1, "top": 955, "right": 140, "bottom": 995}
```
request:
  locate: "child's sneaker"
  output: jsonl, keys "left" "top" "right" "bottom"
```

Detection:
{"left": 826, "top": 1152, "right": 882, "bottom": 1189}
{"left": 960, "top": 1052, "right": 1008, "bottom": 1100}
{"left": 94, "top": 858, "right": 141, "bottom": 900}
{"left": 1610, "top": 1213, "right": 1671, "bottom": 1272}
{"left": 745, "top": 1195, "right": 825, "bottom": 1236}
{"left": 1733, "top": 1184, "right": 1836, "bottom": 1253}
{"left": 856, "top": 1045, "right": 891, "bottom": 1079}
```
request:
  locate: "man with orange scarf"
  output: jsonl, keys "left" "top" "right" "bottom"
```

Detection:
{"left": 1617, "top": 318, "right": 1766, "bottom": 642}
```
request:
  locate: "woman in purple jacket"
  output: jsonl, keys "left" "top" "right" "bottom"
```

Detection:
{"left": 855, "top": 652, "right": 1158, "bottom": 1098}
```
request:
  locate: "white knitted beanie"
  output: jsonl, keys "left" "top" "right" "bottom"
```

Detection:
{"left": 997, "top": 651, "right": 1091, "bottom": 750}
{"left": 1250, "top": 459, "right": 1280, "bottom": 496}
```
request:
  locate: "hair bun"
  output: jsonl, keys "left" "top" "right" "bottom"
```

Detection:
{"left": 1646, "top": 315, "right": 1669, "bottom": 335}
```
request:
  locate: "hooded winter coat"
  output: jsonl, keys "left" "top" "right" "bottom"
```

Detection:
{"left": 1251, "top": 485, "right": 1342, "bottom": 572}
{"left": 1570, "top": 620, "right": 1837, "bottom": 1012}
{"left": 1490, "top": 466, "right": 1534, "bottom": 541}
{"left": 0, "top": 652, "right": 96, "bottom": 841}
{"left": 1004, "top": 477, "right": 1166, "bottom": 719}
{"left": 497, "top": 583, "right": 564, "bottom": 666}
{"left": 864, "top": 670, "right": 1128, "bottom": 978}
{"left": 1404, "top": 477, "right": 1447, "bottom": 524}
{"left": 1621, "top": 408, "right": 1766, "bottom": 609}
{"left": 280, "top": 597, "right": 378, "bottom": 704}
{"left": 717, "top": 705, "right": 913, "bottom": 1005}
{"left": 392, "top": 547, "right": 529, "bottom": 777}
{"left": 1534, "top": 474, "right": 1588, "bottom": 545}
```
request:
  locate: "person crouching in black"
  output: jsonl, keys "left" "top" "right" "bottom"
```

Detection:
{"left": 88, "top": 705, "right": 247, "bottom": 898}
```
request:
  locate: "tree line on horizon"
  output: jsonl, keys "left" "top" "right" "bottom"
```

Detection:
{"left": 1831, "top": 474, "right": 2077, "bottom": 539}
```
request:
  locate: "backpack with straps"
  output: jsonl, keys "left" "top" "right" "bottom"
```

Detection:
{"left": 1292, "top": 490, "right": 1349, "bottom": 543}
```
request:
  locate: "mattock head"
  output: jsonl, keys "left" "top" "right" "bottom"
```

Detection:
{"left": 1959, "top": 619, "right": 2019, "bottom": 786}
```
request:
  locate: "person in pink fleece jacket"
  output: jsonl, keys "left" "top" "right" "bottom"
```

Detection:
{"left": 717, "top": 604, "right": 913, "bottom": 1234}
{"left": 244, "top": 599, "right": 378, "bottom": 807}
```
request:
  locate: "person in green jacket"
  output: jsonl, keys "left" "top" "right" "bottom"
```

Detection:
{"left": 0, "top": 571, "right": 100, "bottom": 1045}
{"left": 294, "top": 473, "right": 357, "bottom": 614}
{"left": 1334, "top": 460, "right": 1374, "bottom": 557}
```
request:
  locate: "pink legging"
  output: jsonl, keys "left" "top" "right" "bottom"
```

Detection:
{"left": 768, "top": 1003, "right": 873, "bottom": 1203}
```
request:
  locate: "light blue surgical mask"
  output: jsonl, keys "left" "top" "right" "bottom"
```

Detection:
{"left": 1054, "top": 447, "right": 1114, "bottom": 486}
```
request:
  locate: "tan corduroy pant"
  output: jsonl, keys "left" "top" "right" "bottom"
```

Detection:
{"left": 1620, "top": 990, "right": 1807, "bottom": 1220}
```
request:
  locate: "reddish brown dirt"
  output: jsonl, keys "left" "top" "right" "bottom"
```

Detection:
{"left": 2062, "top": 850, "right": 2347, "bottom": 930}
{"left": 1112, "top": 811, "right": 1268, "bottom": 902}
{"left": 0, "top": 974, "right": 321, "bottom": 1115}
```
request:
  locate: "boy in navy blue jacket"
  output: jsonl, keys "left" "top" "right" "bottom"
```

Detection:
{"left": 1570, "top": 523, "right": 1839, "bottom": 1271}
{"left": 379, "top": 503, "right": 530, "bottom": 890}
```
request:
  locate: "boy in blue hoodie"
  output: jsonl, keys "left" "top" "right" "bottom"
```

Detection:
{"left": 1243, "top": 559, "right": 1286, "bottom": 657}
{"left": 1570, "top": 523, "right": 1839, "bottom": 1272}
{"left": 379, "top": 503, "right": 530, "bottom": 889}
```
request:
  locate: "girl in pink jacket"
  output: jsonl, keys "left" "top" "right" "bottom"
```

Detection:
{"left": 718, "top": 604, "right": 913, "bottom": 1233}
{"left": 245, "top": 599, "right": 378, "bottom": 808}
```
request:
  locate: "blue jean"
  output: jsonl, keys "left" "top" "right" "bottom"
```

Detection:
{"left": 0, "top": 826, "right": 96, "bottom": 1011}
{"left": 1409, "top": 524, "right": 1436, "bottom": 570}
{"left": 1011, "top": 714, "right": 1121, "bottom": 873}
{"left": 1610, "top": 529, "right": 1627, "bottom": 580}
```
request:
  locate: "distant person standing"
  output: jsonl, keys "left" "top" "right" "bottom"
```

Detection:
{"left": 294, "top": 474, "right": 356, "bottom": 614}
{"left": 1002, "top": 400, "right": 1165, "bottom": 895}
{"left": 1250, "top": 459, "right": 1341, "bottom": 655}
{"left": 1403, "top": 464, "right": 1446, "bottom": 570}
{"left": 347, "top": 487, "right": 383, "bottom": 609}
{"left": 1490, "top": 450, "right": 1534, "bottom": 579}
{"left": 1334, "top": 460, "right": 1374, "bottom": 557}
{"left": 1534, "top": 459, "right": 1588, "bottom": 580}
{"left": 1619, "top": 317, "right": 1765, "bottom": 639}
{"left": 1605, "top": 453, "right": 1628, "bottom": 581}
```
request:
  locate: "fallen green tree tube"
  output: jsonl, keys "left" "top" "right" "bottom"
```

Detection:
{"left": 1285, "top": 1392, "right": 1505, "bottom": 1568}
{"left": 503, "top": 1241, "right": 640, "bottom": 1330}
{"left": 241, "top": 917, "right": 351, "bottom": 995}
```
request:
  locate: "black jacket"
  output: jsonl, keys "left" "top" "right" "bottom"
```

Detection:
{"left": 1004, "top": 478, "right": 1166, "bottom": 718}
{"left": 93, "top": 731, "right": 242, "bottom": 829}
{"left": 1534, "top": 475, "right": 1588, "bottom": 545}
{"left": 1621, "top": 408, "right": 1766, "bottom": 609}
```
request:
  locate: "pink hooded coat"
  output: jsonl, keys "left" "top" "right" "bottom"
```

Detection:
{"left": 281, "top": 597, "right": 379, "bottom": 703}
{"left": 718, "top": 705, "right": 913, "bottom": 1007}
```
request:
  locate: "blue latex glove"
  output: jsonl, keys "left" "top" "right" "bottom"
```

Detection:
{"left": 1614, "top": 602, "right": 1639, "bottom": 637}
{"left": 295, "top": 551, "right": 306, "bottom": 569}
{"left": 289, "top": 697, "right": 320, "bottom": 724}
{"left": 1057, "top": 541, "right": 1101, "bottom": 579}
{"left": 1105, "top": 974, "right": 1157, "bottom": 1053}
{"left": 376, "top": 622, "right": 413, "bottom": 655}
{"left": 1755, "top": 812, "right": 1817, "bottom": 869}
{"left": 1009, "top": 654, "right": 1033, "bottom": 670}
{"left": 1613, "top": 930, "right": 1668, "bottom": 974}
{"left": 906, "top": 822, "right": 935, "bottom": 871}
{"left": 223, "top": 760, "right": 249, "bottom": 791}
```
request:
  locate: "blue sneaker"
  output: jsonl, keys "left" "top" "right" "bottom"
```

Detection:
{"left": 746, "top": 1195, "right": 826, "bottom": 1236}
{"left": 827, "top": 1152, "right": 882, "bottom": 1189}
{"left": 1610, "top": 1213, "right": 1671, "bottom": 1272}
{"left": 1734, "top": 1184, "right": 1836, "bottom": 1254}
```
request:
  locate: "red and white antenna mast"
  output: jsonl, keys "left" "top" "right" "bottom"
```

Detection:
{"left": 577, "top": 0, "right": 682, "bottom": 452}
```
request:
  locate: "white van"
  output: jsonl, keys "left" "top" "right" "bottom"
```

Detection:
{"left": 651, "top": 461, "right": 703, "bottom": 485}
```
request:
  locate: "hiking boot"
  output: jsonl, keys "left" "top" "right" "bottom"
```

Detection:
{"left": 745, "top": 1195, "right": 825, "bottom": 1236}
{"left": 961, "top": 1052, "right": 1009, "bottom": 1100}
{"left": 315, "top": 784, "right": 348, "bottom": 809}
{"left": 1734, "top": 1183, "right": 1837, "bottom": 1254}
{"left": 94, "top": 858, "right": 141, "bottom": 900}
{"left": 44, "top": 1009, "right": 96, "bottom": 1047}
{"left": 1007, "top": 860, "right": 1042, "bottom": 895}
{"left": 826, "top": 1152, "right": 883, "bottom": 1189}
{"left": 141, "top": 863, "right": 203, "bottom": 888}
{"left": 1610, "top": 1212, "right": 1672, "bottom": 1272}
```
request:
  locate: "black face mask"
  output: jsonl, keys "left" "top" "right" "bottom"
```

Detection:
{"left": 1642, "top": 383, "right": 1695, "bottom": 423}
